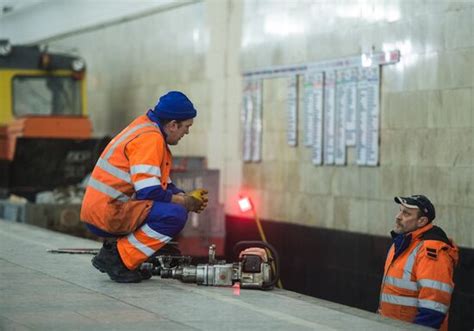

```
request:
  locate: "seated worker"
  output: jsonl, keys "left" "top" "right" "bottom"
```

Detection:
{"left": 81, "top": 91, "right": 208, "bottom": 283}
{"left": 378, "top": 195, "right": 458, "bottom": 330}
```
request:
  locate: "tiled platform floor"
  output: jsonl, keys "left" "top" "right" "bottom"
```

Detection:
{"left": 0, "top": 221, "right": 427, "bottom": 330}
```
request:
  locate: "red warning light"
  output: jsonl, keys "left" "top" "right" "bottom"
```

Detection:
{"left": 232, "top": 282, "right": 241, "bottom": 296}
{"left": 238, "top": 196, "right": 253, "bottom": 213}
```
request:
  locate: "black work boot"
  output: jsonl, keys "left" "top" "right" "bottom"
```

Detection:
{"left": 92, "top": 240, "right": 142, "bottom": 283}
{"left": 92, "top": 239, "right": 115, "bottom": 273}
{"left": 139, "top": 268, "right": 153, "bottom": 280}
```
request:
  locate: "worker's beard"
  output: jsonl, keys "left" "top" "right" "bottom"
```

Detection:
{"left": 393, "top": 221, "right": 404, "bottom": 234}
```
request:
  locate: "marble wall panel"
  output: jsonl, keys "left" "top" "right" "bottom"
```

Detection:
{"left": 48, "top": 0, "right": 473, "bottom": 248}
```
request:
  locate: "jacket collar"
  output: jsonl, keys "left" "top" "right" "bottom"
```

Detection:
{"left": 390, "top": 222, "right": 434, "bottom": 240}
{"left": 409, "top": 223, "right": 434, "bottom": 240}
{"left": 146, "top": 109, "right": 167, "bottom": 139}
{"left": 390, "top": 223, "right": 434, "bottom": 260}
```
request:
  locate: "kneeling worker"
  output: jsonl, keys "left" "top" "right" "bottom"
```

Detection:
{"left": 378, "top": 195, "right": 458, "bottom": 330}
{"left": 81, "top": 91, "right": 208, "bottom": 283}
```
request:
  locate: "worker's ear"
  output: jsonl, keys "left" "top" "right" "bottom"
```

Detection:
{"left": 166, "top": 120, "right": 179, "bottom": 131}
{"left": 417, "top": 216, "right": 429, "bottom": 228}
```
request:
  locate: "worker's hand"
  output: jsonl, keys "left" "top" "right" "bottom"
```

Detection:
{"left": 188, "top": 188, "right": 208, "bottom": 202}
{"left": 239, "top": 247, "right": 268, "bottom": 262}
{"left": 187, "top": 188, "right": 208, "bottom": 213}
{"left": 182, "top": 195, "right": 202, "bottom": 213}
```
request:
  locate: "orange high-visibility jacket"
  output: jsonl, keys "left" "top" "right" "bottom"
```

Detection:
{"left": 81, "top": 115, "right": 173, "bottom": 234}
{"left": 379, "top": 223, "right": 459, "bottom": 330}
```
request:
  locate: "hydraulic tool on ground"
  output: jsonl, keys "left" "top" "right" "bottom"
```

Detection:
{"left": 140, "top": 241, "right": 280, "bottom": 290}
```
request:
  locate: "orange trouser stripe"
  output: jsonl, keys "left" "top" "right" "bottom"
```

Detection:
{"left": 117, "top": 225, "right": 170, "bottom": 270}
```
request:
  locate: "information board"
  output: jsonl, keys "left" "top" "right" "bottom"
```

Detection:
{"left": 311, "top": 72, "right": 324, "bottom": 166}
{"left": 344, "top": 68, "right": 358, "bottom": 146}
{"left": 335, "top": 70, "right": 346, "bottom": 165}
{"left": 287, "top": 76, "right": 298, "bottom": 147}
{"left": 242, "top": 79, "right": 263, "bottom": 162}
{"left": 356, "top": 66, "right": 380, "bottom": 166}
{"left": 303, "top": 73, "right": 315, "bottom": 147}
{"left": 323, "top": 70, "right": 336, "bottom": 165}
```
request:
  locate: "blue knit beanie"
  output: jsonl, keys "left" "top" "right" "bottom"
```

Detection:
{"left": 153, "top": 91, "right": 197, "bottom": 120}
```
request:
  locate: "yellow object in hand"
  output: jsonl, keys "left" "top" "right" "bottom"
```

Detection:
{"left": 189, "top": 188, "right": 208, "bottom": 202}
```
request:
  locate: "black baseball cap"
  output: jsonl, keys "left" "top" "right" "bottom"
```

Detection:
{"left": 394, "top": 195, "right": 436, "bottom": 221}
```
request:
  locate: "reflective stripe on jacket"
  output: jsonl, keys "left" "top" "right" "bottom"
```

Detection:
{"left": 379, "top": 223, "right": 459, "bottom": 331}
{"left": 80, "top": 115, "right": 173, "bottom": 234}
